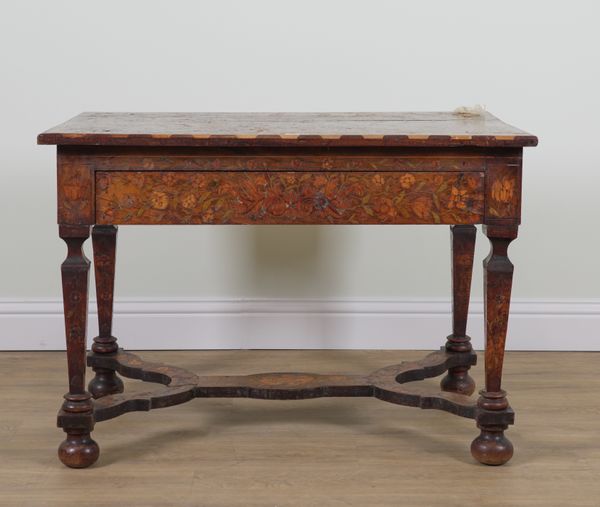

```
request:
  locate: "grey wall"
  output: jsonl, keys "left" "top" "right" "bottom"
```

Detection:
{"left": 1, "top": 1, "right": 598, "bottom": 308}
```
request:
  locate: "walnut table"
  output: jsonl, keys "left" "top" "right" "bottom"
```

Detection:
{"left": 38, "top": 112, "right": 537, "bottom": 468}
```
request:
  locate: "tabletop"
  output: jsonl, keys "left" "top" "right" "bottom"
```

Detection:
{"left": 38, "top": 112, "right": 537, "bottom": 148}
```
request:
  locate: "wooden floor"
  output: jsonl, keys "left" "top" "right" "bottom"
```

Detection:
{"left": 1, "top": 350, "right": 599, "bottom": 507}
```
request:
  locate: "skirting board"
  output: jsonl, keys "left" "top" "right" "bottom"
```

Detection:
{"left": 1, "top": 298, "right": 598, "bottom": 351}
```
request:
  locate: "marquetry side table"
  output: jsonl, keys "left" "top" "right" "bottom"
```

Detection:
{"left": 38, "top": 112, "right": 537, "bottom": 468}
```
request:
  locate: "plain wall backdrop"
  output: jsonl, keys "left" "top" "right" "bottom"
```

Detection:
{"left": 0, "top": 1, "right": 599, "bottom": 349}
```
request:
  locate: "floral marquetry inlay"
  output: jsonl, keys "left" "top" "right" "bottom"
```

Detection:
{"left": 96, "top": 171, "right": 485, "bottom": 225}
{"left": 486, "top": 160, "right": 521, "bottom": 220}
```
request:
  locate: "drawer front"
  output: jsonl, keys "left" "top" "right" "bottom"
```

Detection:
{"left": 95, "top": 171, "right": 484, "bottom": 225}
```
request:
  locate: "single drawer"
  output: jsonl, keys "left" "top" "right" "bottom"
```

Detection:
{"left": 95, "top": 171, "right": 485, "bottom": 225}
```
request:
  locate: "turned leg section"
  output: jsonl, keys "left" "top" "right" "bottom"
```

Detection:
{"left": 58, "top": 429, "right": 99, "bottom": 469}
{"left": 441, "top": 225, "right": 477, "bottom": 396}
{"left": 88, "top": 225, "right": 124, "bottom": 399}
{"left": 58, "top": 225, "right": 99, "bottom": 468}
{"left": 471, "top": 225, "right": 517, "bottom": 466}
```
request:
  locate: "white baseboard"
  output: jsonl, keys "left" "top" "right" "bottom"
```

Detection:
{"left": 0, "top": 298, "right": 598, "bottom": 351}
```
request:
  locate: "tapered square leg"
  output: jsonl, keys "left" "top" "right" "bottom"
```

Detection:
{"left": 441, "top": 225, "right": 477, "bottom": 395}
{"left": 88, "top": 225, "right": 124, "bottom": 399}
{"left": 471, "top": 225, "right": 517, "bottom": 466}
{"left": 57, "top": 225, "right": 99, "bottom": 468}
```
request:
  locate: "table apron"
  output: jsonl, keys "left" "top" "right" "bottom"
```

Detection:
{"left": 56, "top": 148, "right": 522, "bottom": 226}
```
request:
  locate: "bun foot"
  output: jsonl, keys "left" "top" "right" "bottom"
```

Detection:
{"left": 58, "top": 431, "right": 99, "bottom": 468}
{"left": 440, "top": 366, "right": 476, "bottom": 396}
{"left": 88, "top": 367, "right": 124, "bottom": 399}
{"left": 471, "top": 426, "right": 513, "bottom": 466}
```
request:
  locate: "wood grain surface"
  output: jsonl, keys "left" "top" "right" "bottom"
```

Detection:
{"left": 38, "top": 112, "right": 538, "bottom": 148}
{"left": 1, "top": 350, "right": 598, "bottom": 507}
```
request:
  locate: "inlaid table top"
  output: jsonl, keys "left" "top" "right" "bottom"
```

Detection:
{"left": 38, "top": 111, "right": 537, "bottom": 148}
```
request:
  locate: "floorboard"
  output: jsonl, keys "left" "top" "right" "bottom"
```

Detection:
{"left": 1, "top": 350, "right": 599, "bottom": 506}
